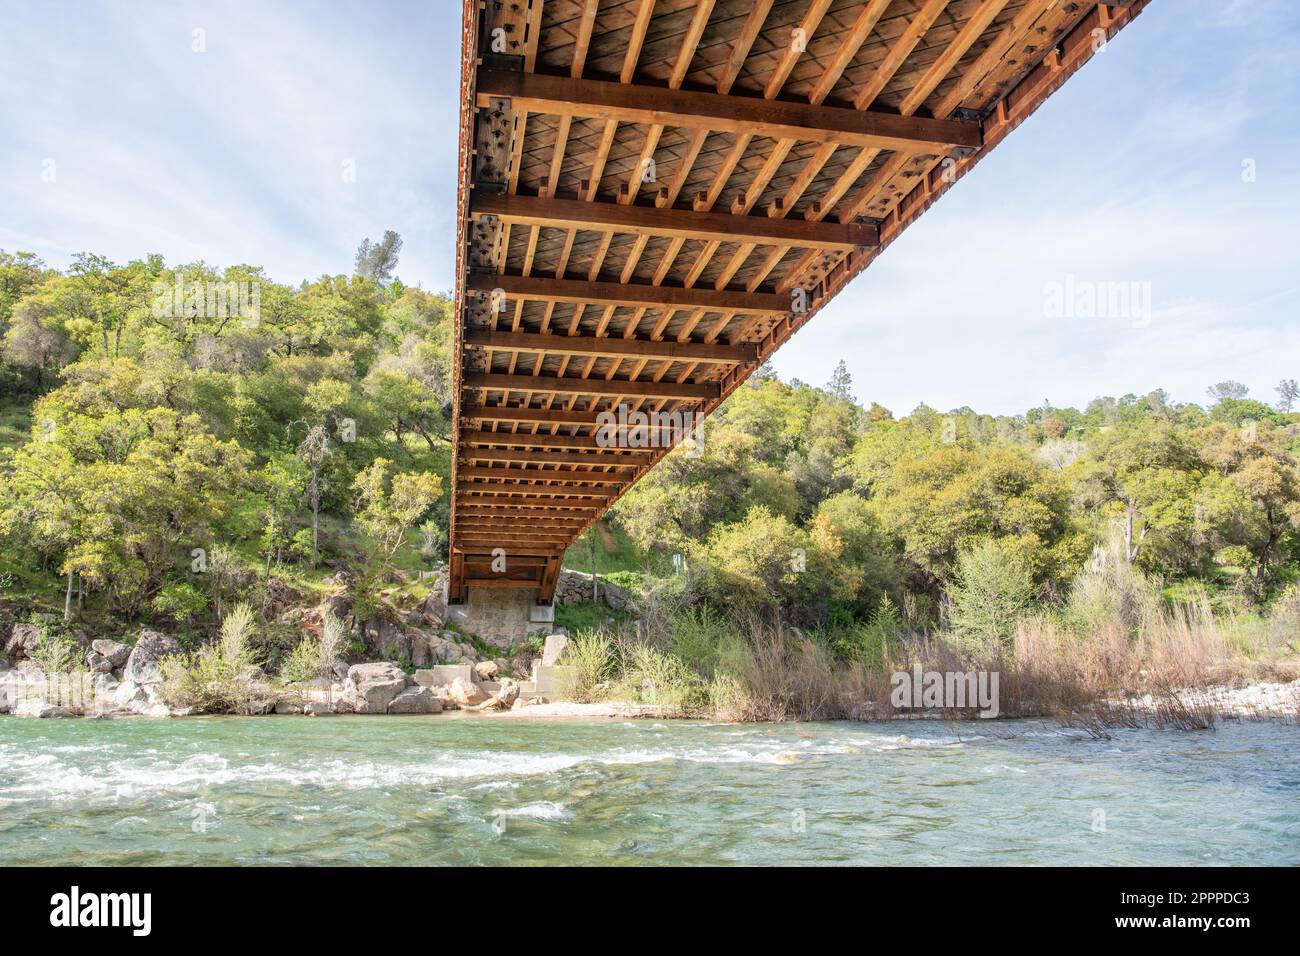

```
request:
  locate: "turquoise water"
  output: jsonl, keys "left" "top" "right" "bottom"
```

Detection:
{"left": 0, "top": 716, "right": 1296, "bottom": 865}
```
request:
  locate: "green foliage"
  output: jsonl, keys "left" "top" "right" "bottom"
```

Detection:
{"left": 564, "top": 631, "right": 616, "bottom": 703}
{"left": 151, "top": 582, "right": 208, "bottom": 624}
{"left": 157, "top": 602, "right": 269, "bottom": 714}
{"left": 555, "top": 601, "right": 613, "bottom": 634}
{"left": 832, "top": 595, "right": 902, "bottom": 668}
{"left": 946, "top": 540, "right": 1034, "bottom": 655}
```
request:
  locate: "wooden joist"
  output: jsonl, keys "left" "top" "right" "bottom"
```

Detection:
{"left": 464, "top": 372, "right": 719, "bottom": 401}
{"left": 470, "top": 192, "right": 877, "bottom": 251}
{"left": 455, "top": 494, "right": 604, "bottom": 509}
{"left": 458, "top": 507, "right": 599, "bottom": 520}
{"left": 467, "top": 272, "right": 788, "bottom": 317}
{"left": 460, "top": 429, "right": 613, "bottom": 450}
{"left": 463, "top": 447, "right": 654, "bottom": 466}
{"left": 460, "top": 464, "right": 629, "bottom": 484}
{"left": 476, "top": 69, "right": 981, "bottom": 153}
{"left": 465, "top": 328, "right": 757, "bottom": 363}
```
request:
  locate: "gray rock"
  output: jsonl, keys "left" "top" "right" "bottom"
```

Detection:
{"left": 495, "top": 678, "right": 520, "bottom": 707}
{"left": 474, "top": 660, "right": 500, "bottom": 681}
{"left": 13, "top": 700, "right": 71, "bottom": 718}
{"left": 304, "top": 701, "right": 335, "bottom": 716}
{"left": 449, "top": 677, "right": 486, "bottom": 706}
{"left": 0, "top": 686, "right": 8, "bottom": 714}
{"left": 91, "top": 639, "right": 131, "bottom": 669}
{"left": 541, "top": 633, "right": 570, "bottom": 667}
{"left": 387, "top": 686, "right": 442, "bottom": 714}
{"left": 131, "top": 702, "right": 172, "bottom": 718}
{"left": 274, "top": 698, "right": 304, "bottom": 715}
{"left": 122, "top": 630, "right": 181, "bottom": 685}
{"left": 112, "top": 680, "right": 147, "bottom": 709}
{"left": 93, "top": 672, "right": 119, "bottom": 698}
{"left": 86, "top": 651, "right": 114, "bottom": 674}
{"left": 3, "top": 622, "right": 42, "bottom": 661}
{"left": 346, "top": 662, "right": 410, "bottom": 714}
{"left": 409, "top": 629, "right": 436, "bottom": 668}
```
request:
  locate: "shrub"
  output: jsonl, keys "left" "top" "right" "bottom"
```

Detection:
{"left": 832, "top": 595, "right": 902, "bottom": 668}
{"left": 618, "top": 643, "right": 707, "bottom": 716}
{"left": 946, "top": 540, "right": 1034, "bottom": 655}
{"left": 151, "top": 581, "right": 208, "bottom": 624}
{"left": 564, "top": 630, "right": 615, "bottom": 702}
{"left": 157, "top": 602, "right": 269, "bottom": 714}
{"left": 1063, "top": 532, "right": 1161, "bottom": 638}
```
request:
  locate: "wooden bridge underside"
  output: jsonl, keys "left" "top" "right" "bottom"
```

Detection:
{"left": 450, "top": 0, "right": 1150, "bottom": 603}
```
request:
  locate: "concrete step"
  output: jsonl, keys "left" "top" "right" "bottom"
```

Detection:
{"left": 530, "top": 663, "right": 574, "bottom": 696}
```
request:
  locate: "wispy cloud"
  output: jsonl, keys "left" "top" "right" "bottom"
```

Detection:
{"left": 0, "top": 0, "right": 1296, "bottom": 414}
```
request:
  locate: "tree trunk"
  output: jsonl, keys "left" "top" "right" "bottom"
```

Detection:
{"left": 64, "top": 570, "right": 74, "bottom": 621}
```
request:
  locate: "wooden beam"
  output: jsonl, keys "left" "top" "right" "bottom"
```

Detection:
{"left": 465, "top": 328, "right": 757, "bottom": 363}
{"left": 461, "top": 578, "right": 547, "bottom": 591}
{"left": 470, "top": 191, "right": 877, "bottom": 251}
{"left": 808, "top": 0, "right": 891, "bottom": 106}
{"left": 458, "top": 506, "right": 600, "bottom": 520}
{"left": 853, "top": 0, "right": 953, "bottom": 110}
{"left": 456, "top": 494, "right": 604, "bottom": 509}
{"left": 461, "top": 429, "right": 610, "bottom": 450}
{"left": 465, "top": 372, "right": 719, "bottom": 401}
{"left": 764, "top": 0, "right": 833, "bottom": 100}
{"left": 463, "top": 447, "right": 654, "bottom": 466}
{"left": 476, "top": 70, "right": 982, "bottom": 152}
{"left": 460, "top": 464, "right": 629, "bottom": 483}
{"left": 464, "top": 554, "right": 552, "bottom": 567}
{"left": 459, "top": 522, "right": 591, "bottom": 534}
{"left": 718, "top": 0, "right": 775, "bottom": 95}
{"left": 458, "top": 485, "right": 611, "bottom": 499}
{"left": 467, "top": 271, "right": 790, "bottom": 316}
{"left": 462, "top": 404, "right": 611, "bottom": 426}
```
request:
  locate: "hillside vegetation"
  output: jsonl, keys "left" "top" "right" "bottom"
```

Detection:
{"left": 2, "top": 244, "right": 1298, "bottom": 718}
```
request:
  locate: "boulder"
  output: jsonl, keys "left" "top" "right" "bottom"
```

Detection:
{"left": 92, "top": 673, "right": 120, "bottom": 701}
{"left": 410, "top": 630, "right": 437, "bottom": 668}
{"left": 85, "top": 651, "right": 114, "bottom": 675}
{"left": 495, "top": 678, "right": 520, "bottom": 707}
{"left": 132, "top": 702, "right": 172, "bottom": 718}
{"left": 387, "top": 686, "right": 442, "bottom": 715}
{"left": 3, "top": 622, "right": 42, "bottom": 661}
{"left": 112, "top": 680, "right": 148, "bottom": 710}
{"left": 122, "top": 630, "right": 181, "bottom": 685}
{"left": 0, "top": 686, "right": 8, "bottom": 714}
{"left": 274, "top": 698, "right": 304, "bottom": 715}
{"left": 449, "top": 677, "right": 487, "bottom": 706}
{"left": 13, "top": 700, "right": 71, "bottom": 718}
{"left": 325, "top": 592, "right": 352, "bottom": 623}
{"left": 346, "top": 662, "right": 410, "bottom": 714}
{"left": 474, "top": 660, "right": 500, "bottom": 681}
{"left": 541, "top": 633, "right": 570, "bottom": 667}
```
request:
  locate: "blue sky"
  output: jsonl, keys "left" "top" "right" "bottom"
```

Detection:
{"left": 2, "top": 0, "right": 1297, "bottom": 415}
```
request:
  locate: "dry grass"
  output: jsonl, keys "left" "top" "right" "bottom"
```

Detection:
{"left": 561, "top": 573, "right": 1298, "bottom": 731}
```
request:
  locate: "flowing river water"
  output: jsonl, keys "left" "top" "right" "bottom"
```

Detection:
{"left": 0, "top": 716, "right": 1296, "bottom": 865}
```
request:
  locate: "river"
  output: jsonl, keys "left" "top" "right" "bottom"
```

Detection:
{"left": 1, "top": 716, "right": 1296, "bottom": 865}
